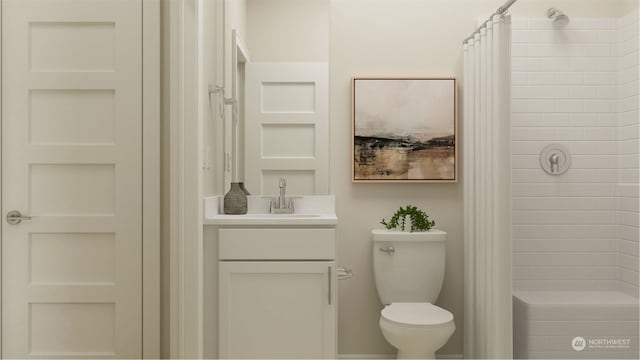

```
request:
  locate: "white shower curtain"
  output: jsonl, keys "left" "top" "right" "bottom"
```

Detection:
{"left": 462, "top": 14, "right": 512, "bottom": 359}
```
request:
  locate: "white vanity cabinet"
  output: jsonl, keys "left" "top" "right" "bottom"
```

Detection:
{"left": 218, "top": 227, "right": 336, "bottom": 359}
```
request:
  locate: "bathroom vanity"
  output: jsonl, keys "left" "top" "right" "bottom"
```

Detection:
{"left": 205, "top": 196, "right": 337, "bottom": 359}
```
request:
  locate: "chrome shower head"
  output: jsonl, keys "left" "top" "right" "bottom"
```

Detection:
{"left": 548, "top": 8, "right": 570, "bottom": 27}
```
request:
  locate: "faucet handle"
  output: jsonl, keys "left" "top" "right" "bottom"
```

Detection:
{"left": 279, "top": 178, "right": 287, "bottom": 188}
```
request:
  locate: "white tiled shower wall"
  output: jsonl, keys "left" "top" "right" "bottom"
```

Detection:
{"left": 512, "top": 12, "right": 639, "bottom": 294}
{"left": 618, "top": 10, "right": 639, "bottom": 295}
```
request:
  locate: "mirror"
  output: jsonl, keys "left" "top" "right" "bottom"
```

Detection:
{"left": 229, "top": 29, "right": 250, "bottom": 186}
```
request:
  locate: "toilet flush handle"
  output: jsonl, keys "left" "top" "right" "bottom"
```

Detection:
{"left": 379, "top": 246, "right": 395, "bottom": 255}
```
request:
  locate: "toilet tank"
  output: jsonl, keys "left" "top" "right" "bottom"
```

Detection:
{"left": 372, "top": 229, "right": 446, "bottom": 305}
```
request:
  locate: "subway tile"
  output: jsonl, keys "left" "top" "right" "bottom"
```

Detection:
{"left": 510, "top": 16, "right": 639, "bottom": 286}
{"left": 528, "top": 72, "right": 584, "bottom": 85}
{"left": 513, "top": 252, "right": 618, "bottom": 266}
{"left": 596, "top": 141, "right": 618, "bottom": 154}
{"left": 556, "top": 100, "right": 585, "bottom": 112}
{"left": 583, "top": 127, "right": 617, "bottom": 140}
{"left": 618, "top": 169, "right": 640, "bottom": 183}
{"left": 511, "top": 43, "right": 529, "bottom": 57}
{"left": 512, "top": 72, "right": 528, "bottom": 85}
{"left": 512, "top": 197, "right": 618, "bottom": 211}
{"left": 597, "top": 86, "right": 618, "bottom": 99}
{"left": 622, "top": 51, "right": 639, "bottom": 68}
{"left": 616, "top": 184, "right": 639, "bottom": 197}
{"left": 619, "top": 238, "right": 639, "bottom": 257}
{"left": 620, "top": 80, "right": 639, "bottom": 98}
{"left": 513, "top": 239, "right": 618, "bottom": 252}
{"left": 596, "top": 30, "right": 618, "bottom": 43}
{"left": 619, "top": 124, "right": 640, "bottom": 140}
{"left": 619, "top": 110, "right": 639, "bottom": 126}
{"left": 618, "top": 211, "right": 640, "bottom": 227}
{"left": 512, "top": 127, "right": 583, "bottom": 140}
{"left": 620, "top": 139, "right": 639, "bottom": 155}
{"left": 620, "top": 95, "right": 639, "bottom": 112}
{"left": 512, "top": 57, "right": 570, "bottom": 72}
{"left": 568, "top": 113, "right": 599, "bottom": 126}
{"left": 569, "top": 58, "right": 598, "bottom": 71}
{"left": 511, "top": 18, "right": 528, "bottom": 30}
{"left": 584, "top": 72, "right": 615, "bottom": 85}
{"left": 585, "top": 44, "right": 617, "bottom": 57}
{"left": 584, "top": 100, "right": 615, "bottom": 113}
{"left": 620, "top": 37, "right": 639, "bottom": 55}
{"left": 512, "top": 209, "right": 617, "bottom": 223}
{"left": 597, "top": 58, "right": 619, "bottom": 71}
{"left": 619, "top": 224, "right": 640, "bottom": 241}
{"left": 619, "top": 154, "right": 640, "bottom": 169}
{"left": 514, "top": 279, "right": 620, "bottom": 292}
{"left": 512, "top": 169, "right": 619, "bottom": 183}
{"left": 620, "top": 269, "right": 640, "bottom": 288}
{"left": 511, "top": 113, "right": 570, "bottom": 127}
{"left": 618, "top": 198, "right": 640, "bottom": 213}
{"left": 512, "top": 86, "right": 570, "bottom": 99}
{"left": 620, "top": 253, "right": 640, "bottom": 271}
{"left": 512, "top": 225, "right": 620, "bottom": 240}
{"left": 513, "top": 266, "right": 619, "bottom": 280}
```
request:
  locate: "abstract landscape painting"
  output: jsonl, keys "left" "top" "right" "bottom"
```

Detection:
{"left": 352, "top": 78, "right": 457, "bottom": 182}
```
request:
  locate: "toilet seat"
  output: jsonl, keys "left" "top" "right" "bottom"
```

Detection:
{"left": 381, "top": 302, "right": 453, "bottom": 326}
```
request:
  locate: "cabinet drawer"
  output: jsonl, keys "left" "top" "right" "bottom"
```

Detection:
{"left": 218, "top": 228, "right": 335, "bottom": 260}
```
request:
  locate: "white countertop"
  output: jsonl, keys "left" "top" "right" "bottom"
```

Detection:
{"left": 204, "top": 195, "right": 338, "bottom": 226}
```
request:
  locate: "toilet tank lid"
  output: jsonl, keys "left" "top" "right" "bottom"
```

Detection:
{"left": 381, "top": 303, "right": 454, "bottom": 326}
{"left": 371, "top": 229, "right": 446, "bottom": 242}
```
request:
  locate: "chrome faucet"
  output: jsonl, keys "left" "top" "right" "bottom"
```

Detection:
{"left": 270, "top": 177, "right": 294, "bottom": 214}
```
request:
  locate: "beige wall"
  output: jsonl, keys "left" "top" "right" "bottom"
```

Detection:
{"left": 330, "top": 0, "right": 636, "bottom": 356}
{"left": 247, "top": 0, "right": 330, "bottom": 62}
{"left": 194, "top": 0, "right": 638, "bottom": 358}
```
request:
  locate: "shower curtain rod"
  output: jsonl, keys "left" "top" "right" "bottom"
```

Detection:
{"left": 463, "top": 0, "right": 518, "bottom": 44}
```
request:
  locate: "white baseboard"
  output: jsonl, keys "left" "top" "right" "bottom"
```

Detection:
{"left": 338, "top": 354, "right": 463, "bottom": 359}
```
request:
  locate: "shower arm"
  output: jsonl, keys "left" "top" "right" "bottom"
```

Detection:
{"left": 462, "top": 0, "right": 519, "bottom": 44}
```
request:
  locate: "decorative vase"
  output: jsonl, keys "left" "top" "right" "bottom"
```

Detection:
{"left": 238, "top": 182, "right": 251, "bottom": 195}
{"left": 224, "top": 182, "right": 248, "bottom": 214}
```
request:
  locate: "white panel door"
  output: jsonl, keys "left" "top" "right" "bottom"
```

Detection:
{"left": 219, "top": 261, "right": 336, "bottom": 359}
{"left": 245, "top": 63, "right": 329, "bottom": 196}
{"left": 1, "top": 0, "right": 142, "bottom": 357}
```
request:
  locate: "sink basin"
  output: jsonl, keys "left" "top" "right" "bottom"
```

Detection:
{"left": 203, "top": 195, "right": 337, "bottom": 225}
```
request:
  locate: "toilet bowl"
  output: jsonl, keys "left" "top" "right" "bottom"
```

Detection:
{"left": 372, "top": 229, "right": 455, "bottom": 359}
{"left": 379, "top": 303, "right": 455, "bottom": 359}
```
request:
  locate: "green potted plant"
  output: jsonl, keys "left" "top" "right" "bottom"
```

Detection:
{"left": 381, "top": 205, "right": 435, "bottom": 232}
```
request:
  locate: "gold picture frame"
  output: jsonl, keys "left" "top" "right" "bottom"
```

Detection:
{"left": 352, "top": 77, "right": 458, "bottom": 183}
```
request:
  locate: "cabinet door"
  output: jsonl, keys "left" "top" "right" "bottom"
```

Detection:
{"left": 219, "top": 261, "right": 336, "bottom": 359}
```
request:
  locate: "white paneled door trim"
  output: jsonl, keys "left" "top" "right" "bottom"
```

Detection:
{"left": 0, "top": 0, "right": 160, "bottom": 357}
{"left": 169, "top": 0, "right": 204, "bottom": 358}
{"left": 142, "top": 0, "right": 161, "bottom": 357}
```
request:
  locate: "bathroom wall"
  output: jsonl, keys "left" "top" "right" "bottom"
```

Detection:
{"left": 511, "top": 7, "right": 640, "bottom": 294}
{"left": 246, "top": 0, "right": 329, "bottom": 62}
{"left": 617, "top": 8, "right": 639, "bottom": 296}
{"left": 331, "top": 0, "right": 637, "bottom": 356}
{"left": 196, "top": 1, "right": 637, "bottom": 359}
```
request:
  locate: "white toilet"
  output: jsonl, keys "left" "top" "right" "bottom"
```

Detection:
{"left": 372, "top": 229, "right": 455, "bottom": 359}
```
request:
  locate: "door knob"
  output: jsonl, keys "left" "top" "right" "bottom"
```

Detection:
{"left": 6, "top": 210, "right": 32, "bottom": 225}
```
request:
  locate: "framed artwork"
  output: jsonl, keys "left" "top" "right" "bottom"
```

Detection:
{"left": 352, "top": 77, "right": 457, "bottom": 183}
